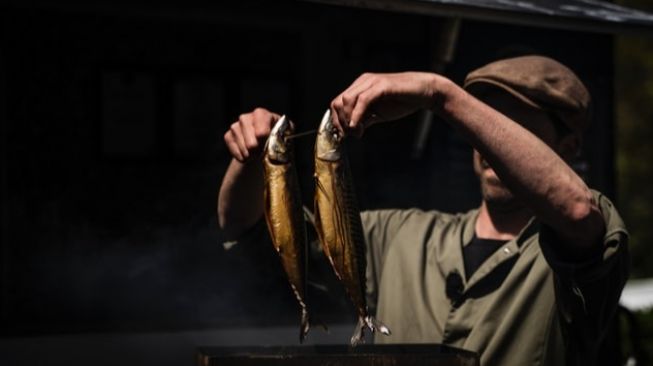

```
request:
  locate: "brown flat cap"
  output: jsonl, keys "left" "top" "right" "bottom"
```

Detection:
{"left": 464, "top": 55, "right": 591, "bottom": 137}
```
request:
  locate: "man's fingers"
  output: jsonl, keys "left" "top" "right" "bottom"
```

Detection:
{"left": 224, "top": 131, "right": 244, "bottom": 162}
{"left": 330, "top": 100, "right": 345, "bottom": 135}
{"left": 341, "top": 80, "right": 374, "bottom": 126}
{"left": 331, "top": 75, "right": 377, "bottom": 136}
{"left": 240, "top": 117, "right": 259, "bottom": 152}
{"left": 349, "top": 87, "right": 382, "bottom": 133}
{"left": 223, "top": 108, "right": 282, "bottom": 162}
{"left": 334, "top": 95, "right": 349, "bottom": 134}
{"left": 252, "top": 108, "right": 278, "bottom": 140}
{"left": 254, "top": 117, "right": 274, "bottom": 140}
{"left": 340, "top": 92, "right": 357, "bottom": 126}
{"left": 230, "top": 122, "right": 250, "bottom": 160}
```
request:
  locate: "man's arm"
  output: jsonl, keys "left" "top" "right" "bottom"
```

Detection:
{"left": 330, "top": 72, "right": 604, "bottom": 258}
{"left": 441, "top": 83, "right": 604, "bottom": 256}
{"left": 218, "top": 108, "right": 279, "bottom": 240}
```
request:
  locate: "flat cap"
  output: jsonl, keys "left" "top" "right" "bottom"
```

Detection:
{"left": 464, "top": 55, "right": 591, "bottom": 137}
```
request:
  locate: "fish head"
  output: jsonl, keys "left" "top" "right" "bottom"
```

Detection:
{"left": 315, "top": 109, "right": 342, "bottom": 161}
{"left": 265, "top": 115, "right": 294, "bottom": 163}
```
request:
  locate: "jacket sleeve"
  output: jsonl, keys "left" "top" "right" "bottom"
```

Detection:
{"left": 538, "top": 190, "right": 629, "bottom": 362}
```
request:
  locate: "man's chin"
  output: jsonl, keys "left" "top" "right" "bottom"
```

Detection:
{"left": 485, "top": 195, "right": 518, "bottom": 210}
{"left": 481, "top": 186, "right": 523, "bottom": 212}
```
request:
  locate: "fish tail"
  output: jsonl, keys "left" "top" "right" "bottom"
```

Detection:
{"left": 365, "top": 315, "right": 391, "bottom": 336}
{"left": 318, "top": 319, "right": 329, "bottom": 333}
{"left": 350, "top": 316, "right": 366, "bottom": 346}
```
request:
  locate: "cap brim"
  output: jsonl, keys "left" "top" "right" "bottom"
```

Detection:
{"left": 464, "top": 78, "right": 543, "bottom": 111}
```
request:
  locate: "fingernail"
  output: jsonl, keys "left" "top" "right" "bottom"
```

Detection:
{"left": 349, "top": 120, "right": 355, "bottom": 128}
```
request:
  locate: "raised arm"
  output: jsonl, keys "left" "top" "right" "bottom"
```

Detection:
{"left": 218, "top": 108, "right": 279, "bottom": 239}
{"left": 440, "top": 80, "right": 604, "bottom": 255}
{"left": 330, "top": 72, "right": 604, "bottom": 258}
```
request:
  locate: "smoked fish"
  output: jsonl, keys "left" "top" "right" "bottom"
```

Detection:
{"left": 313, "top": 109, "right": 391, "bottom": 345}
{"left": 263, "top": 115, "right": 312, "bottom": 343}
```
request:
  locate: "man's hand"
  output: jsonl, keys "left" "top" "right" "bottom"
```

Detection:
{"left": 224, "top": 108, "right": 280, "bottom": 162}
{"left": 330, "top": 72, "right": 446, "bottom": 136}
{"left": 218, "top": 107, "right": 279, "bottom": 238}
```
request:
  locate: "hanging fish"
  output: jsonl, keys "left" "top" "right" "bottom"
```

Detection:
{"left": 313, "top": 109, "right": 391, "bottom": 345}
{"left": 262, "top": 115, "right": 314, "bottom": 343}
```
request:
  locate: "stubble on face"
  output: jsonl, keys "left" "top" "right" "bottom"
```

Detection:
{"left": 470, "top": 88, "right": 565, "bottom": 215}
{"left": 473, "top": 150, "right": 525, "bottom": 213}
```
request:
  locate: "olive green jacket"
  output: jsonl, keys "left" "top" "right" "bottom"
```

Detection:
{"left": 361, "top": 190, "right": 628, "bottom": 366}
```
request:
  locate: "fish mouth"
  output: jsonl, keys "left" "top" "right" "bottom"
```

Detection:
{"left": 265, "top": 115, "right": 293, "bottom": 163}
{"left": 270, "top": 115, "right": 290, "bottom": 136}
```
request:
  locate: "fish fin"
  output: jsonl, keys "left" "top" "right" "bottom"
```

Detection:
{"left": 313, "top": 198, "right": 325, "bottom": 253}
{"left": 315, "top": 176, "right": 332, "bottom": 204}
{"left": 350, "top": 316, "right": 366, "bottom": 346}
{"left": 307, "top": 280, "right": 329, "bottom": 293}
{"left": 318, "top": 319, "right": 329, "bottom": 333}
{"left": 222, "top": 240, "right": 238, "bottom": 251}
{"left": 302, "top": 206, "right": 316, "bottom": 227}
{"left": 298, "top": 309, "right": 329, "bottom": 344}
{"left": 365, "top": 315, "right": 391, "bottom": 336}
{"left": 299, "top": 308, "right": 311, "bottom": 344}
{"left": 262, "top": 186, "right": 277, "bottom": 247}
{"left": 312, "top": 313, "right": 329, "bottom": 333}
{"left": 314, "top": 188, "right": 335, "bottom": 267}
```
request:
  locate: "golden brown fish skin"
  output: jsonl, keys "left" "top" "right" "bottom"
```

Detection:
{"left": 262, "top": 116, "right": 311, "bottom": 343}
{"left": 314, "top": 158, "right": 367, "bottom": 311}
{"left": 314, "top": 110, "right": 390, "bottom": 345}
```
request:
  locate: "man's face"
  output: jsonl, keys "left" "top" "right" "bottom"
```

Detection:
{"left": 473, "top": 89, "right": 561, "bottom": 211}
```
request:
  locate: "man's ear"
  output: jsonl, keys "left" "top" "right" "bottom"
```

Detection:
{"left": 557, "top": 134, "right": 580, "bottom": 162}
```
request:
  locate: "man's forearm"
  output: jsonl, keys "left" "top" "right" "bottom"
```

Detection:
{"left": 437, "top": 80, "right": 604, "bottom": 250}
{"left": 218, "top": 159, "right": 265, "bottom": 240}
{"left": 328, "top": 70, "right": 604, "bottom": 254}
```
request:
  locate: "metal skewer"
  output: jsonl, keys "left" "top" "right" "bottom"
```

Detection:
{"left": 287, "top": 129, "right": 317, "bottom": 139}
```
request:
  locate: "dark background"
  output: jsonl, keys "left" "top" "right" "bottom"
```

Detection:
{"left": 0, "top": 0, "right": 617, "bottom": 361}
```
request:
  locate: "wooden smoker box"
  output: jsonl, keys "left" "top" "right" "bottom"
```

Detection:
{"left": 197, "top": 344, "right": 479, "bottom": 366}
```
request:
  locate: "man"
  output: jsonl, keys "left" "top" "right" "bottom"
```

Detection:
{"left": 218, "top": 56, "right": 628, "bottom": 365}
